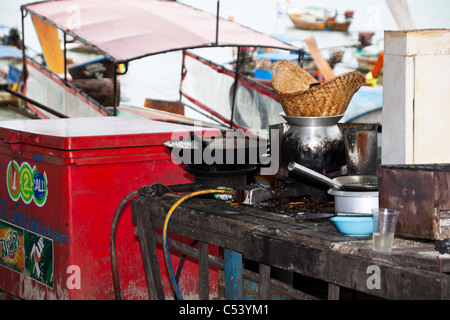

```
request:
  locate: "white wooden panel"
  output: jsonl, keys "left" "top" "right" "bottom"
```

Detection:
{"left": 381, "top": 54, "right": 415, "bottom": 164}
{"left": 414, "top": 54, "right": 450, "bottom": 163}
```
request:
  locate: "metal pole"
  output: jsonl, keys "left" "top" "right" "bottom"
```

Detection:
{"left": 179, "top": 51, "right": 185, "bottom": 102}
{"left": 215, "top": 0, "right": 220, "bottom": 45}
{"left": 20, "top": 7, "right": 27, "bottom": 83}
{"left": 63, "top": 32, "right": 67, "bottom": 81}
{"left": 230, "top": 46, "right": 241, "bottom": 129}
{"left": 298, "top": 50, "right": 305, "bottom": 68}
{"left": 113, "top": 62, "right": 117, "bottom": 116}
{"left": 2, "top": 86, "right": 68, "bottom": 118}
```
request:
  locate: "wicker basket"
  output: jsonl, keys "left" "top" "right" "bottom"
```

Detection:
{"left": 271, "top": 60, "right": 366, "bottom": 117}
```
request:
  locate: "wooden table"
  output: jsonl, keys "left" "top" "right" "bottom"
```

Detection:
{"left": 131, "top": 192, "right": 450, "bottom": 300}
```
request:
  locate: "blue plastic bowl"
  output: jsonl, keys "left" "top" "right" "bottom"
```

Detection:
{"left": 330, "top": 216, "right": 373, "bottom": 237}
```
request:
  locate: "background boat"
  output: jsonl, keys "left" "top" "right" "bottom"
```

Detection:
{"left": 2, "top": 0, "right": 450, "bottom": 122}
{"left": 354, "top": 50, "right": 379, "bottom": 71}
{"left": 286, "top": 5, "right": 353, "bottom": 32}
{"left": 16, "top": 0, "right": 300, "bottom": 131}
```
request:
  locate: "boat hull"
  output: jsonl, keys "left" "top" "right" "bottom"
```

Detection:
{"left": 288, "top": 13, "right": 351, "bottom": 32}
{"left": 354, "top": 52, "right": 379, "bottom": 71}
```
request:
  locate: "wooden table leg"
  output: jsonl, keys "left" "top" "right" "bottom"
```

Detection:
{"left": 133, "top": 201, "right": 165, "bottom": 300}
{"left": 328, "top": 283, "right": 340, "bottom": 300}
{"left": 259, "top": 263, "right": 271, "bottom": 300}
{"left": 198, "top": 241, "right": 209, "bottom": 300}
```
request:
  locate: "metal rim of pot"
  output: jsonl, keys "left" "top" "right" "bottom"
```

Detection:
{"left": 287, "top": 162, "right": 378, "bottom": 191}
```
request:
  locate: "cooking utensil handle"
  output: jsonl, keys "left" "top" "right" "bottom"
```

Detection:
{"left": 296, "top": 213, "right": 335, "bottom": 220}
{"left": 287, "top": 162, "right": 343, "bottom": 190}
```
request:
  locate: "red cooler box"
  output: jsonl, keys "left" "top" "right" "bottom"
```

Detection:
{"left": 0, "top": 117, "right": 218, "bottom": 299}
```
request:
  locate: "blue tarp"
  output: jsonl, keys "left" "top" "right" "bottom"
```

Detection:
{"left": 7, "top": 65, "right": 21, "bottom": 84}
{"left": 341, "top": 86, "right": 383, "bottom": 123}
{"left": 0, "top": 45, "right": 22, "bottom": 59}
{"left": 257, "top": 52, "right": 299, "bottom": 62}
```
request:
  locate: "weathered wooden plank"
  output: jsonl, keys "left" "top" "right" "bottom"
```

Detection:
{"left": 245, "top": 232, "right": 450, "bottom": 299}
{"left": 158, "top": 194, "right": 357, "bottom": 246}
{"left": 224, "top": 249, "right": 243, "bottom": 300}
{"left": 327, "top": 283, "right": 340, "bottom": 300}
{"left": 131, "top": 198, "right": 165, "bottom": 300}
{"left": 133, "top": 194, "right": 450, "bottom": 300}
{"left": 258, "top": 263, "right": 271, "bottom": 300}
{"left": 330, "top": 238, "right": 450, "bottom": 274}
{"left": 198, "top": 241, "right": 209, "bottom": 300}
{"left": 157, "top": 233, "right": 319, "bottom": 300}
{"left": 180, "top": 196, "right": 450, "bottom": 273}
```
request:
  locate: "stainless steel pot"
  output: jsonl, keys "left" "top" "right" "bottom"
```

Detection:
{"left": 280, "top": 113, "right": 346, "bottom": 174}
{"left": 328, "top": 188, "right": 378, "bottom": 214}
{"left": 287, "top": 161, "right": 379, "bottom": 215}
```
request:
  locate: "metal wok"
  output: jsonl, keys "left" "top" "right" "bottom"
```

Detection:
{"left": 164, "top": 132, "right": 266, "bottom": 170}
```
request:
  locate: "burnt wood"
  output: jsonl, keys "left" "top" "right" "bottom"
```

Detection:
{"left": 132, "top": 193, "right": 450, "bottom": 300}
{"left": 131, "top": 198, "right": 165, "bottom": 300}
{"left": 198, "top": 241, "right": 209, "bottom": 300}
{"left": 258, "top": 263, "right": 271, "bottom": 300}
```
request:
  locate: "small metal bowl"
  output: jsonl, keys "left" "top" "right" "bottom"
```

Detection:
{"left": 330, "top": 216, "right": 373, "bottom": 237}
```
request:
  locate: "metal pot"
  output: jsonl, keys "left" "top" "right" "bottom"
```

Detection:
{"left": 328, "top": 188, "right": 378, "bottom": 214}
{"left": 295, "top": 189, "right": 378, "bottom": 219}
{"left": 288, "top": 161, "right": 379, "bottom": 215}
{"left": 281, "top": 113, "right": 346, "bottom": 174}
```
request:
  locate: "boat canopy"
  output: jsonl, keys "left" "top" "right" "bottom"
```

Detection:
{"left": 23, "top": 0, "right": 299, "bottom": 63}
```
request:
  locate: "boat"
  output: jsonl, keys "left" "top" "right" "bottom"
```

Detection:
{"left": 0, "top": 43, "right": 23, "bottom": 108}
{"left": 354, "top": 50, "right": 379, "bottom": 72}
{"left": 0, "top": 25, "right": 23, "bottom": 82}
{"left": 0, "top": 25, "right": 22, "bottom": 48}
{"left": 17, "top": 0, "right": 302, "bottom": 131}
{"left": 15, "top": 0, "right": 380, "bottom": 131}
{"left": 250, "top": 49, "right": 344, "bottom": 85}
{"left": 286, "top": 5, "right": 354, "bottom": 32}
{"left": 0, "top": 45, "right": 22, "bottom": 81}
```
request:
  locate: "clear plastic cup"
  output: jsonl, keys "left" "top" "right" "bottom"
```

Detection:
{"left": 371, "top": 208, "right": 400, "bottom": 253}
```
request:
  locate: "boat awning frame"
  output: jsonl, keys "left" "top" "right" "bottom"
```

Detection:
{"left": 21, "top": 0, "right": 300, "bottom": 64}
{"left": 20, "top": 0, "right": 303, "bottom": 120}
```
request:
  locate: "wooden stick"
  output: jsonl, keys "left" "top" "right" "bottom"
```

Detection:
{"left": 304, "top": 36, "right": 335, "bottom": 81}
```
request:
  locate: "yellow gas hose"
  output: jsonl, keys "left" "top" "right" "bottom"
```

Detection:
{"left": 162, "top": 188, "right": 235, "bottom": 300}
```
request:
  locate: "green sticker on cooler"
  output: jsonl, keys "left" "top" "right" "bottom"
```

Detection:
{"left": 19, "top": 162, "right": 33, "bottom": 204}
{"left": 6, "top": 161, "right": 48, "bottom": 207}
{"left": 0, "top": 220, "right": 54, "bottom": 288}
{"left": 6, "top": 160, "right": 20, "bottom": 201}
{"left": 25, "top": 231, "right": 54, "bottom": 288}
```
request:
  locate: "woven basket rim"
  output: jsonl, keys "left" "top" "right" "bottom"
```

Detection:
{"left": 274, "top": 70, "right": 366, "bottom": 95}
{"left": 272, "top": 65, "right": 366, "bottom": 117}
{"left": 271, "top": 59, "right": 318, "bottom": 93}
